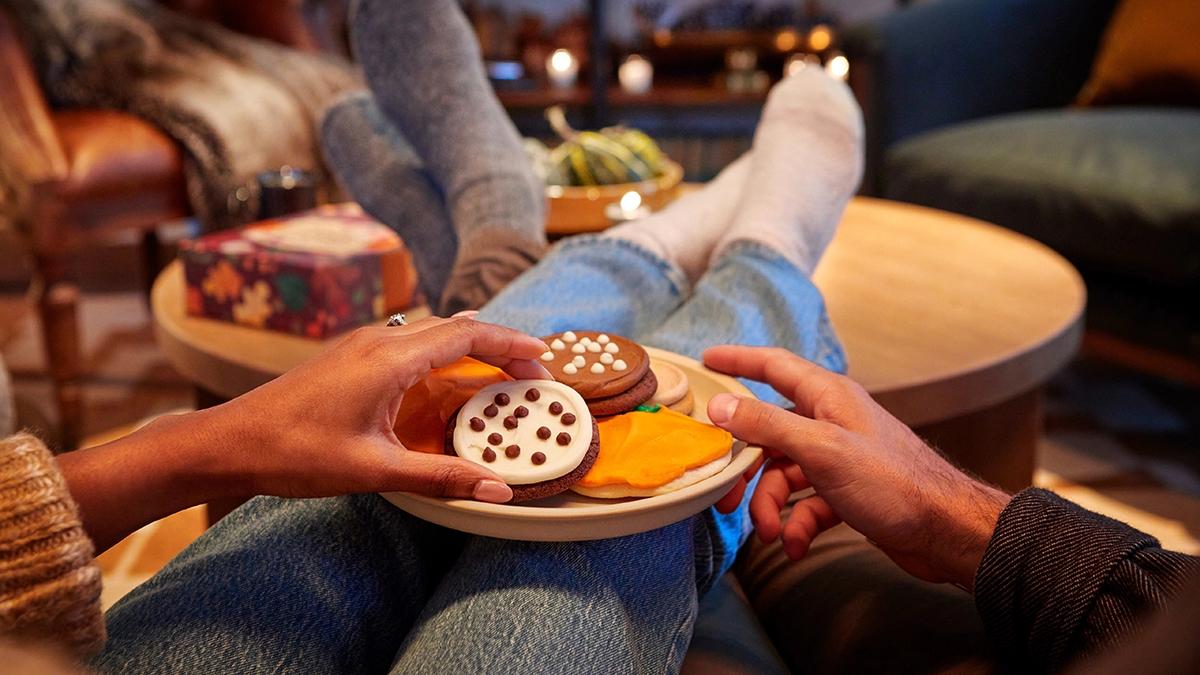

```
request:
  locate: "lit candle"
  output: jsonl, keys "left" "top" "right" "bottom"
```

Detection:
{"left": 546, "top": 49, "right": 579, "bottom": 89}
{"left": 825, "top": 52, "right": 850, "bottom": 82}
{"left": 807, "top": 24, "right": 834, "bottom": 52}
{"left": 604, "top": 191, "right": 650, "bottom": 223}
{"left": 618, "top": 54, "right": 653, "bottom": 94}
{"left": 784, "top": 52, "right": 820, "bottom": 78}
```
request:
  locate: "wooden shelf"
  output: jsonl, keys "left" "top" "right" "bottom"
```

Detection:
{"left": 498, "top": 84, "right": 768, "bottom": 110}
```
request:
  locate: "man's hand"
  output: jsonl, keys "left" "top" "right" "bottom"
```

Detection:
{"left": 704, "top": 345, "right": 1011, "bottom": 590}
{"left": 214, "top": 317, "right": 550, "bottom": 504}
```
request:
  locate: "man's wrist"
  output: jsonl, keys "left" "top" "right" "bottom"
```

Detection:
{"left": 940, "top": 480, "right": 1008, "bottom": 586}
{"left": 929, "top": 477, "right": 1011, "bottom": 591}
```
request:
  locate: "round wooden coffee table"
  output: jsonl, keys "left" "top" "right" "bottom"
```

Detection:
{"left": 153, "top": 197, "right": 1084, "bottom": 492}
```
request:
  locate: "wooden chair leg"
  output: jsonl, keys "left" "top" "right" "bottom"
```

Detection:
{"left": 38, "top": 282, "right": 83, "bottom": 450}
{"left": 141, "top": 227, "right": 162, "bottom": 304}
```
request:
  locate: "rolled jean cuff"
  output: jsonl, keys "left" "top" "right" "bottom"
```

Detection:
{"left": 555, "top": 234, "right": 693, "bottom": 299}
{"left": 712, "top": 238, "right": 797, "bottom": 271}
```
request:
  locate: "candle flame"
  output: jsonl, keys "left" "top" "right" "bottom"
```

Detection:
{"left": 550, "top": 49, "right": 574, "bottom": 72}
{"left": 825, "top": 54, "right": 849, "bottom": 81}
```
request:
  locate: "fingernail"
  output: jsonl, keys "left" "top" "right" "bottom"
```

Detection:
{"left": 452, "top": 310, "right": 480, "bottom": 319}
{"left": 709, "top": 393, "right": 739, "bottom": 425}
{"left": 473, "top": 479, "right": 512, "bottom": 503}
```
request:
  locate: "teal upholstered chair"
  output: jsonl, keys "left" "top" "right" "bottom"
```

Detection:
{"left": 844, "top": 0, "right": 1200, "bottom": 366}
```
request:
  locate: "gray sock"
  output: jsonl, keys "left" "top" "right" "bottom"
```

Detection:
{"left": 351, "top": 0, "right": 546, "bottom": 312}
{"left": 320, "top": 93, "right": 457, "bottom": 304}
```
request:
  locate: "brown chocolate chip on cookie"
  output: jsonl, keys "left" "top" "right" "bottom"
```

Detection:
{"left": 445, "top": 413, "right": 600, "bottom": 503}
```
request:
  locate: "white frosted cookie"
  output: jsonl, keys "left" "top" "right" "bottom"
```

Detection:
{"left": 450, "top": 380, "right": 598, "bottom": 501}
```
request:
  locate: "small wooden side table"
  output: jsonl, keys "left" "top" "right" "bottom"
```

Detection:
{"left": 152, "top": 197, "right": 1084, "bottom": 494}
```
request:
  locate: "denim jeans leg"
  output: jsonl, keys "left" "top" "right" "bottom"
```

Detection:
{"left": 388, "top": 519, "right": 710, "bottom": 675}
{"left": 93, "top": 495, "right": 464, "bottom": 674}
{"left": 477, "top": 236, "right": 689, "bottom": 337}
{"left": 639, "top": 240, "right": 848, "bottom": 594}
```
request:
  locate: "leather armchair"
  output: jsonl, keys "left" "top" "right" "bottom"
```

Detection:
{"left": 0, "top": 2, "right": 344, "bottom": 448}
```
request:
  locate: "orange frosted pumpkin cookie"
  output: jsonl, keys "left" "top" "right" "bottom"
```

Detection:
{"left": 572, "top": 407, "right": 733, "bottom": 498}
{"left": 393, "top": 358, "right": 511, "bottom": 455}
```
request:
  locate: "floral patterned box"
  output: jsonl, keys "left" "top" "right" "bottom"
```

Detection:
{"left": 180, "top": 204, "right": 418, "bottom": 338}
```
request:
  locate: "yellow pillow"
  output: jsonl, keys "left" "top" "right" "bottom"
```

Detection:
{"left": 1076, "top": 0, "right": 1200, "bottom": 107}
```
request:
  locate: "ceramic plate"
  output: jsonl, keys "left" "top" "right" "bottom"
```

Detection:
{"left": 381, "top": 347, "right": 761, "bottom": 541}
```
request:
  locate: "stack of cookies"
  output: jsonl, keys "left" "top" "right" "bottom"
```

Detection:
{"left": 443, "top": 329, "right": 732, "bottom": 503}
{"left": 537, "top": 331, "right": 658, "bottom": 415}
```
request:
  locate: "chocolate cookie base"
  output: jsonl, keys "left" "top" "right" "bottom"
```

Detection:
{"left": 585, "top": 369, "right": 658, "bottom": 417}
{"left": 445, "top": 412, "right": 601, "bottom": 503}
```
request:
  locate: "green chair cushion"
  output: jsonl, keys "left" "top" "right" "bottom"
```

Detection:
{"left": 883, "top": 109, "right": 1200, "bottom": 284}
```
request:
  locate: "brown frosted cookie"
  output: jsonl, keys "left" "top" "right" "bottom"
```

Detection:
{"left": 582, "top": 368, "right": 658, "bottom": 417}
{"left": 537, "top": 331, "right": 650, "bottom": 399}
{"left": 445, "top": 380, "right": 600, "bottom": 502}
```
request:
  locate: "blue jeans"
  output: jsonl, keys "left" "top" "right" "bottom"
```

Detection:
{"left": 94, "top": 238, "right": 844, "bottom": 674}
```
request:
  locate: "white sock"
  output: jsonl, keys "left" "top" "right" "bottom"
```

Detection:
{"left": 605, "top": 153, "right": 751, "bottom": 284}
{"left": 711, "top": 67, "right": 864, "bottom": 274}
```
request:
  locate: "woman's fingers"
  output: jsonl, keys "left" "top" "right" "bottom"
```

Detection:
{"left": 385, "top": 446, "right": 513, "bottom": 503}
{"left": 781, "top": 494, "right": 841, "bottom": 560}
{"left": 377, "top": 317, "right": 548, "bottom": 373}
{"left": 482, "top": 356, "right": 554, "bottom": 381}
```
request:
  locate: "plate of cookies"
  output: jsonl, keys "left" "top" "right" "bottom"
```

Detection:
{"left": 381, "top": 331, "right": 762, "bottom": 541}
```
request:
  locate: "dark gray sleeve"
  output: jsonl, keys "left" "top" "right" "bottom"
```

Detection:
{"left": 973, "top": 488, "right": 1200, "bottom": 673}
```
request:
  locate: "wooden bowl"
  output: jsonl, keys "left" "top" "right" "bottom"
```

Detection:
{"left": 544, "top": 160, "right": 684, "bottom": 235}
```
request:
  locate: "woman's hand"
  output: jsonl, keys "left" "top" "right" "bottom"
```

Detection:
{"left": 216, "top": 317, "right": 550, "bottom": 503}
{"left": 703, "top": 345, "right": 1011, "bottom": 590}
{"left": 61, "top": 317, "right": 550, "bottom": 551}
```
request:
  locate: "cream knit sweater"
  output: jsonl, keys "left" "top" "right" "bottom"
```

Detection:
{"left": 0, "top": 433, "right": 104, "bottom": 656}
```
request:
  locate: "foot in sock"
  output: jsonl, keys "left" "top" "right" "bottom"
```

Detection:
{"left": 353, "top": 0, "right": 546, "bottom": 313}
{"left": 604, "top": 153, "right": 752, "bottom": 285}
{"left": 711, "top": 67, "right": 864, "bottom": 275}
{"left": 321, "top": 93, "right": 458, "bottom": 304}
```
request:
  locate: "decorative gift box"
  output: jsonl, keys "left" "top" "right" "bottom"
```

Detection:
{"left": 180, "top": 204, "right": 418, "bottom": 338}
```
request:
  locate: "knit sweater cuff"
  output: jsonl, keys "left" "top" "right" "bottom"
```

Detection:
{"left": 973, "top": 487, "right": 1157, "bottom": 671}
{"left": 0, "top": 433, "right": 104, "bottom": 656}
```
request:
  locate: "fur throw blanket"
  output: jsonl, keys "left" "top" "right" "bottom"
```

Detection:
{"left": 2, "top": 0, "right": 360, "bottom": 230}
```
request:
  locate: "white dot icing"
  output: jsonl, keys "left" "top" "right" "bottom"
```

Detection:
{"left": 597, "top": 334, "right": 610, "bottom": 344}
{"left": 572, "top": 355, "right": 585, "bottom": 367}
{"left": 563, "top": 331, "right": 578, "bottom": 342}
{"left": 452, "top": 380, "right": 591, "bottom": 485}
{"left": 600, "top": 352, "right": 614, "bottom": 364}
{"left": 604, "top": 343, "right": 619, "bottom": 354}
{"left": 586, "top": 342, "right": 601, "bottom": 353}
{"left": 579, "top": 336, "right": 592, "bottom": 345}
{"left": 571, "top": 343, "right": 586, "bottom": 354}
{"left": 540, "top": 351, "right": 554, "bottom": 361}
{"left": 563, "top": 363, "right": 578, "bottom": 375}
{"left": 590, "top": 363, "right": 605, "bottom": 374}
{"left": 551, "top": 339, "right": 566, "bottom": 350}
{"left": 613, "top": 359, "right": 628, "bottom": 371}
